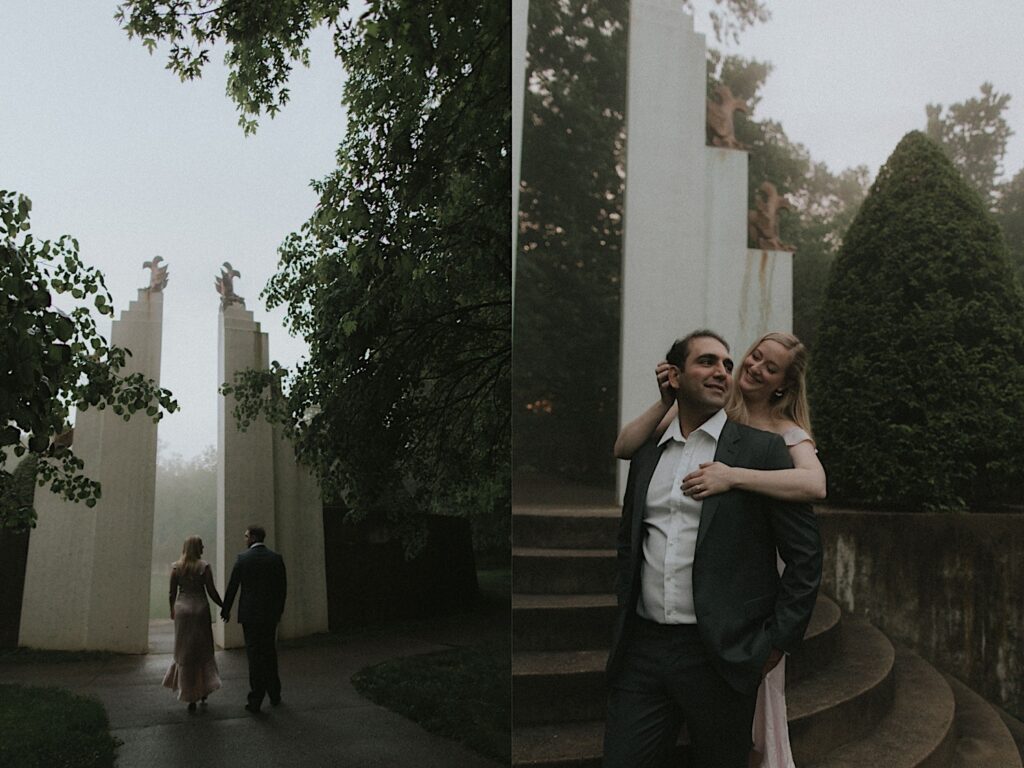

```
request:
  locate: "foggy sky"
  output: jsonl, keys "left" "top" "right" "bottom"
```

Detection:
{"left": 692, "top": 0, "right": 1024, "bottom": 181}
{"left": 3, "top": 3, "right": 347, "bottom": 460}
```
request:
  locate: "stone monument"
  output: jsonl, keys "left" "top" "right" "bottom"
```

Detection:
{"left": 214, "top": 266, "right": 327, "bottom": 649}
{"left": 19, "top": 262, "right": 167, "bottom": 652}
{"left": 617, "top": 0, "right": 794, "bottom": 494}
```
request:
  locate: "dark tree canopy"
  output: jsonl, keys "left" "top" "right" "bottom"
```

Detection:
{"left": 1, "top": 191, "right": 178, "bottom": 531}
{"left": 809, "top": 131, "right": 1024, "bottom": 511}
{"left": 996, "top": 167, "right": 1024, "bottom": 289}
{"left": 137, "top": 2, "right": 511, "bottom": 554}
{"left": 117, "top": 0, "right": 347, "bottom": 134}
{"left": 513, "top": 0, "right": 629, "bottom": 492}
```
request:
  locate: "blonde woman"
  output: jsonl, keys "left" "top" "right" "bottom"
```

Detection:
{"left": 162, "top": 535, "right": 224, "bottom": 712}
{"left": 614, "top": 331, "right": 825, "bottom": 768}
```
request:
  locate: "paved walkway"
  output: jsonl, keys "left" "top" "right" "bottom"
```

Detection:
{"left": 0, "top": 611, "right": 506, "bottom": 768}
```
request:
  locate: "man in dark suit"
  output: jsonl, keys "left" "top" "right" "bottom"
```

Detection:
{"left": 603, "top": 330, "right": 822, "bottom": 768}
{"left": 221, "top": 525, "right": 287, "bottom": 713}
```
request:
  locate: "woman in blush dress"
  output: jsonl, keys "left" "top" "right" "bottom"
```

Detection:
{"left": 614, "top": 331, "right": 826, "bottom": 768}
{"left": 162, "top": 535, "right": 224, "bottom": 712}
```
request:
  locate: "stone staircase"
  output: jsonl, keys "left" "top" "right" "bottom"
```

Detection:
{"left": 512, "top": 505, "right": 1022, "bottom": 768}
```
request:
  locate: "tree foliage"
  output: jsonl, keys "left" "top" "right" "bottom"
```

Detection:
{"left": 120, "top": 1, "right": 511, "bottom": 553}
{"left": 1, "top": 191, "right": 178, "bottom": 531}
{"left": 116, "top": 0, "right": 346, "bottom": 134}
{"left": 251, "top": 0, "right": 510, "bottom": 553}
{"left": 683, "top": 0, "right": 771, "bottom": 44}
{"left": 996, "top": 167, "right": 1024, "bottom": 289}
{"left": 926, "top": 82, "right": 1013, "bottom": 211}
{"left": 810, "top": 131, "right": 1024, "bottom": 511}
{"left": 513, "top": 0, "right": 629, "bottom": 491}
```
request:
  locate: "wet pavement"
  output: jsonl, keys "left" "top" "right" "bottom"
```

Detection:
{"left": 0, "top": 612, "right": 507, "bottom": 768}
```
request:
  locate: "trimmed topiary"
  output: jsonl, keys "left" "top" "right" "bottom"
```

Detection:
{"left": 810, "top": 130, "right": 1024, "bottom": 511}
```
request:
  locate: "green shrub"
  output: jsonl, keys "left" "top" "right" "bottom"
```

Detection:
{"left": 810, "top": 131, "right": 1024, "bottom": 511}
{"left": 351, "top": 646, "right": 510, "bottom": 761}
{"left": 0, "top": 684, "right": 120, "bottom": 768}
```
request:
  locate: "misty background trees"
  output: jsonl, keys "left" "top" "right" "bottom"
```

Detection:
{"left": 148, "top": 447, "right": 217, "bottom": 617}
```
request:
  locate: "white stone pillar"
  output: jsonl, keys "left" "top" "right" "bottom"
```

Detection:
{"left": 615, "top": 7, "right": 795, "bottom": 498}
{"left": 272, "top": 426, "right": 328, "bottom": 640}
{"left": 215, "top": 303, "right": 275, "bottom": 649}
{"left": 20, "top": 289, "right": 164, "bottom": 652}
{"left": 512, "top": 0, "right": 529, "bottom": 307}
{"left": 618, "top": 2, "right": 709, "bottom": 495}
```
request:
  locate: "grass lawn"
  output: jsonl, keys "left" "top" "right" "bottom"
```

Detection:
{"left": 350, "top": 567, "right": 510, "bottom": 762}
{"left": 0, "top": 684, "right": 120, "bottom": 768}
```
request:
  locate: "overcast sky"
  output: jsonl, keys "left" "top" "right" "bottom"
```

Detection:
{"left": 3, "top": 3, "right": 346, "bottom": 461}
{"left": 691, "top": 0, "right": 1024, "bottom": 182}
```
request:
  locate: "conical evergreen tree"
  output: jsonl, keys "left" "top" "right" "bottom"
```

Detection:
{"left": 810, "top": 131, "right": 1024, "bottom": 511}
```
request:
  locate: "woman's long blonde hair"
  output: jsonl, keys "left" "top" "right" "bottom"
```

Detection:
{"left": 174, "top": 535, "right": 204, "bottom": 578}
{"left": 725, "top": 331, "right": 814, "bottom": 437}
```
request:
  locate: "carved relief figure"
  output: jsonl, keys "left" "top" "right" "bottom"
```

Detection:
{"left": 748, "top": 181, "right": 794, "bottom": 251}
{"left": 706, "top": 84, "right": 748, "bottom": 150}
{"left": 143, "top": 256, "right": 169, "bottom": 293}
{"left": 215, "top": 262, "right": 244, "bottom": 309}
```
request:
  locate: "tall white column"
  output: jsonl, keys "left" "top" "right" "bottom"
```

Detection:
{"left": 20, "top": 287, "right": 164, "bottom": 652}
{"left": 618, "top": 2, "right": 709, "bottom": 495}
{"left": 512, "top": 0, "right": 530, "bottom": 307}
{"left": 215, "top": 303, "right": 275, "bottom": 649}
{"left": 616, "top": 6, "right": 794, "bottom": 497}
{"left": 215, "top": 289, "right": 329, "bottom": 647}
{"left": 272, "top": 426, "right": 328, "bottom": 640}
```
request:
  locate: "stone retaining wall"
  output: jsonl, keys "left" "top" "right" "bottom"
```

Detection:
{"left": 817, "top": 509, "right": 1023, "bottom": 719}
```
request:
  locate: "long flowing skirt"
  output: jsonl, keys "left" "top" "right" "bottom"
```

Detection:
{"left": 751, "top": 657, "right": 796, "bottom": 768}
{"left": 162, "top": 592, "right": 221, "bottom": 703}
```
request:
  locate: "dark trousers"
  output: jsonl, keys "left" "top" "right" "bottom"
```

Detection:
{"left": 603, "top": 619, "right": 756, "bottom": 768}
{"left": 242, "top": 622, "right": 281, "bottom": 708}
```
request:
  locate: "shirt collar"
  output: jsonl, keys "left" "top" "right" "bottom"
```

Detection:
{"left": 658, "top": 408, "right": 727, "bottom": 446}
{"left": 249, "top": 542, "right": 266, "bottom": 549}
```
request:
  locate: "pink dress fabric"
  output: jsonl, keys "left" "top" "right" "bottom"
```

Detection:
{"left": 162, "top": 560, "right": 222, "bottom": 703}
{"left": 751, "top": 426, "right": 813, "bottom": 768}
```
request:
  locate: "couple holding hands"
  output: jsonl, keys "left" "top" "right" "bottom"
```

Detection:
{"left": 162, "top": 525, "right": 287, "bottom": 714}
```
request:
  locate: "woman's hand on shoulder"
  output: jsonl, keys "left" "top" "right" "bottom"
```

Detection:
{"left": 681, "top": 461, "right": 735, "bottom": 500}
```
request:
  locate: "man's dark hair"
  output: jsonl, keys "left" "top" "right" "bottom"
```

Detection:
{"left": 666, "top": 329, "right": 729, "bottom": 367}
{"left": 247, "top": 525, "right": 267, "bottom": 543}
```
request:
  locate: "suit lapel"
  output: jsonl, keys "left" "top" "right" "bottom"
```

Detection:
{"left": 631, "top": 440, "right": 666, "bottom": 555}
{"left": 696, "top": 420, "right": 740, "bottom": 552}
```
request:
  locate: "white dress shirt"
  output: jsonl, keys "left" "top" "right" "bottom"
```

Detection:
{"left": 637, "top": 408, "right": 727, "bottom": 624}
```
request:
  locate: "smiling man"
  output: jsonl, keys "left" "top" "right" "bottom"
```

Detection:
{"left": 603, "top": 330, "right": 822, "bottom": 768}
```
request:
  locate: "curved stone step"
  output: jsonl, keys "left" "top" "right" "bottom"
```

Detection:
{"left": 513, "top": 548, "right": 617, "bottom": 594}
{"left": 787, "top": 617, "right": 896, "bottom": 764}
{"left": 512, "top": 593, "right": 617, "bottom": 652}
{"left": 513, "top": 506, "right": 620, "bottom": 550}
{"left": 514, "top": 611, "right": 890, "bottom": 732}
{"left": 512, "top": 592, "right": 841, "bottom": 660}
{"left": 513, "top": 720, "right": 605, "bottom": 768}
{"left": 945, "top": 674, "right": 1023, "bottom": 768}
{"left": 808, "top": 647, "right": 955, "bottom": 768}
{"left": 788, "top": 594, "right": 843, "bottom": 683}
{"left": 513, "top": 649, "right": 608, "bottom": 726}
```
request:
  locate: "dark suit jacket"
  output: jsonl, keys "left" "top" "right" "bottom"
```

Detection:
{"left": 606, "top": 419, "right": 822, "bottom": 695}
{"left": 222, "top": 544, "right": 287, "bottom": 625}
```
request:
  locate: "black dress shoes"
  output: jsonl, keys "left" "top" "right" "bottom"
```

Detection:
{"left": 270, "top": 697, "right": 281, "bottom": 707}
{"left": 244, "top": 703, "right": 261, "bottom": 714}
